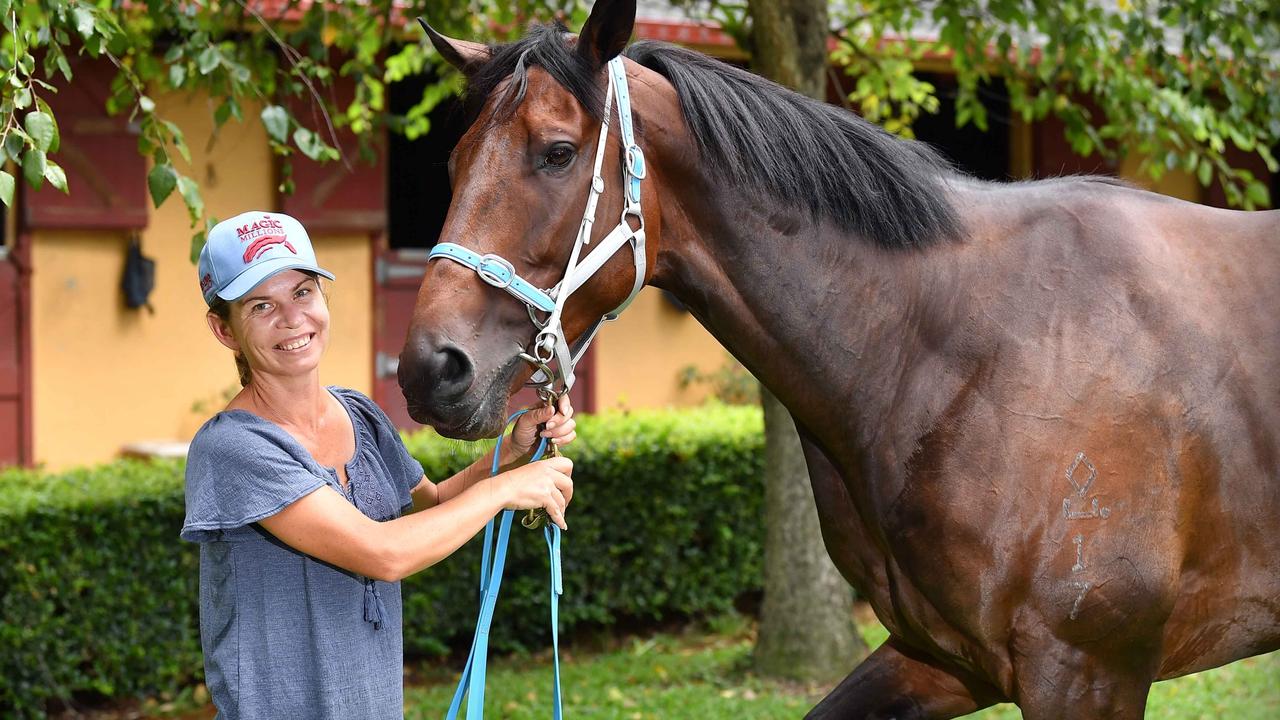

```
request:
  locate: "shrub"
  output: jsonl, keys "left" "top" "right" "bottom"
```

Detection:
{"left": 0, "top": 460, "right": 201, "bottom": 717}
{"left": 401, "top": 404, "right": 766, "bottom": 655}
{"left": 0, "top": 405, "right": 764, "bottom": 716}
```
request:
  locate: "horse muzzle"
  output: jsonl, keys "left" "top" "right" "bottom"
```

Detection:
{"left": 397, "top": 333, "right": 492, "bottom": 435}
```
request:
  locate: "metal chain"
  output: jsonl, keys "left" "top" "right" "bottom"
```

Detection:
{"left": 521, "top": 391, "right": 561, "bottom": 530}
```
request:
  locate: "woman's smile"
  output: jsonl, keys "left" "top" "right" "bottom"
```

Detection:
{"left": 275, "top": 332, "right": 316, "bottom": 352}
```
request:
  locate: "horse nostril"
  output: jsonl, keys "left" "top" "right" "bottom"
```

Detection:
{"left": 431, "top": 344, "right": 474, "bottom": 398}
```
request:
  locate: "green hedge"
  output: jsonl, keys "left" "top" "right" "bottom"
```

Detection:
{"left": 0, "top": 405, "right": 764, "bottom": 717}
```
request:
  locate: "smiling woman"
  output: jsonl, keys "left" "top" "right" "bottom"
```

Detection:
{"left": 205, "top": 272, "right": 328, "bottom": 387}
{"left": 180, "top": 210, "right": 580, "bottom": 719}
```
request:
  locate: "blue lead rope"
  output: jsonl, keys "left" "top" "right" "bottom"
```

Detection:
{"left": 446, "top": 410, "right": 564, "bottom": 720}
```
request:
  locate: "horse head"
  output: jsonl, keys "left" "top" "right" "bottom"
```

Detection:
{"left": 400, "top": 0, "right": 664, "bottom": 439}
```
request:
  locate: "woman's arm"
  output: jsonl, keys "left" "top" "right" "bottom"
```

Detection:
{"left": 257, "top": 455, "right": 574, "bottom": 582}
{"left": 409, "top": 395, "right": 578, "bottom": 513}
{"left": 407, "top": 441, "right": 517, "bottom": 513}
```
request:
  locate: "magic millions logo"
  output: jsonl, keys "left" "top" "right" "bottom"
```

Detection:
{"left": 237, "top": 216, "right": 297, "bottom": 264}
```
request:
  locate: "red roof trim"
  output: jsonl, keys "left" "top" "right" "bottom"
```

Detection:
{"left": 634, "top": 19, "right": 736, "bottom": 48}
{"left": 232, "top": 2, "right": 742, "bottom": 50}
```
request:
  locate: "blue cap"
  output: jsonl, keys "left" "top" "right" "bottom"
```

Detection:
{"left": 197, "top": 211, "right": 335, "bottom": 306}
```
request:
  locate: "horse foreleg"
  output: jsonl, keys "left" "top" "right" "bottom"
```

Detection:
{"left": 1012, "top": 644, "right": 1155, "bottom": 720}
{"left": 805, "top": 636, "right": 1002, "bottom": 720}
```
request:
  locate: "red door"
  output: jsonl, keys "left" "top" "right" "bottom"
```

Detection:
{"left": 0, "top": 227, "right": 31, "bottom": 467}
{"left": 372, "top": 242, "right": 595, "bottom": 431}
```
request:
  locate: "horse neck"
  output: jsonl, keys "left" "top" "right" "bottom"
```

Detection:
{"left": 651, "top": 179, "right": 941, "bottom": 455}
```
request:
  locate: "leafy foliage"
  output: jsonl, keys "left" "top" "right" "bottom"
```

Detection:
{"left": 831, "top": 0, "right": 1280, "bottom": 206}
{"left": 680, "top": 0, "right": 1280, "bottom": 207}
{"left": 0, "top": 0, "right": 587, "bottom": 248}
{"left": 0, "top": 405, "right": 764, "bottom": 717}
{"left": 0, "top": 460, "right": 201, "bottom": 718}
{"left": 1, "top": 0, "right": 1274, "bottom": 258}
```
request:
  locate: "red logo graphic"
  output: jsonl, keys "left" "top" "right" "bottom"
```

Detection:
{"left": 200, "top": 273, "right": 213, "bottom": 292}
{"left": 236, "top": 217, "right": 296, "bottom": 264}
{"left": 242, "top": 234, "right": 297, "bottom": 263}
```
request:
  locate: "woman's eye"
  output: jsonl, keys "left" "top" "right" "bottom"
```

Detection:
{"left": 253, "top": 302, "right": 270, "bottom": 313}
{"left": 544, "top": 145, "right": 575, "bottom": 169}
{"left": 296, "top": 288, "right": 311, "bottom": 299}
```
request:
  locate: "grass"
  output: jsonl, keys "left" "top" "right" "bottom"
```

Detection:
{"left": 405, "top": 608, "right": 1280, "bottom": 719}
{"left": 405, "top": 612, "right": 823, "bottom": 720}
{"left": 80, "top": 606, "right": 1279, "bottom": 719}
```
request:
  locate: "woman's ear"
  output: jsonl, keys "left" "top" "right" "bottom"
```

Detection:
{"left": 207, "top": 311, "right": 242, "bottom": 354}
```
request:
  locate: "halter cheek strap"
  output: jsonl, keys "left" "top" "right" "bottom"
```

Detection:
{"left": 427, "top": 56, "right": 647, "bottom": 395}
{"left": 429, "top": 243, "right": 556, "bottom": 313}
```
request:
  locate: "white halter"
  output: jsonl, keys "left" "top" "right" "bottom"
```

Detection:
{"left": 428, "top": 56, "right": 647, "bottom": 395}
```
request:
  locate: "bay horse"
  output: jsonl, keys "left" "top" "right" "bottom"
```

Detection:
{"left": 398, "top": 0, "right": 1280, "bottom": 716}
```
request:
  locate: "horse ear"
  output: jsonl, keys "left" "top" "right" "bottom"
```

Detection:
{"left": 417, "top": 18, "right": 490, "bottom": 73}
{"left": 575, "top": 0, "right": 636, "bottom": 67}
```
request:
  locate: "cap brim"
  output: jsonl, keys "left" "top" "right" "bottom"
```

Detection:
{"left": 214, "top": 258, "right": 336, "bottom": 304}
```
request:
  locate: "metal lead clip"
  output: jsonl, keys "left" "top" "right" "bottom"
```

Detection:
{"left": 522, "top": 390, "right": 562, "bottom": 530}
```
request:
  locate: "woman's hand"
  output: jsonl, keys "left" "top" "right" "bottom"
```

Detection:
{"left": 492, "top": 456, "right": 575, "bottom": 530}
{"left": 508, "top": 393, "right": 577, "bottom": 459}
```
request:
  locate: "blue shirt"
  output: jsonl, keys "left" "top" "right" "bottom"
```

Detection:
{"left": 181, "top": 387, "right": 424, "bottom": 720}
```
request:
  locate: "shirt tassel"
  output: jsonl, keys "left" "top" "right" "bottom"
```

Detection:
{"left": 364, "top": 579, "right": 386, "bottom": 630}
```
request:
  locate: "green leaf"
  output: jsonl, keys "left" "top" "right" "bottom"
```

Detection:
{"left": 1197, "top": 159, "right": 1213, "bottom": 186}
{"left": 24, "top": 111, "right": 55, "bottom": 152}
{"left": 190, "top": 221, "right": 212, "bottom": 264}
{"left": 35, "top": 98, "right": 59, "bottom": 152}
{"left": 138, "top": 95, "right": 155, "bottom": 113}
{"left": 1257, "top": 145, "right": 1278, "bottom": 174}
{"left": 0, "top": 170, "right": 14, "bottom": 206}
{"left": 147, "top": 163, "right": 177, "bottom": 207}
{"left": 168, "top": 64, "right": 186, "bottom": 88}
{"left": 1245, "top": 180, "right": 1270, "bottom": 208}
{"left": 260, "top": 105, "right": 289, "bottom": 143}
{"left": 177, "top": 176, "right": 203, "bottom": 224}
{"left": 163, "top": 120, "right": 190, "bottom": 163}
{"left": 22, "top": 148, "right": 46, "bottom": 189}
{"left": 72, "top": 6, "right": 95, "bottom": 39}
{"left": 197, "top": 47, "right": 220, "bottom": 75}
{"left": 13, "top": 87, "right": 31, "bottom": 110}
{"left": 4, "top": 133, "right": 23, "bottom": 163}
{"left": 43, "top": 162, "right": 68, "bottom": 194}
{"left": 214, "top": 100, "right": 232, "bottom": 127}
{"left": 56, "top": 54, "right": 72, "bottom": 81}
{"left": 293, "top": 126, "right": 318, "bottom": 159}
{"left": 190, "top": 230, "right": 206, "bottom": 264}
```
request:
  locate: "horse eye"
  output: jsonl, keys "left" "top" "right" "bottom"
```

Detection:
{"left": 544, "top": 144, "right": 575, "bottom": 169}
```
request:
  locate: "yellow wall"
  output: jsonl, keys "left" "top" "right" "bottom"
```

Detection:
{"left": 30, "top": 92, "right": 372, "bottom": 471}
{"left": 594, "top": 287, "right": 730, "bottom": 410}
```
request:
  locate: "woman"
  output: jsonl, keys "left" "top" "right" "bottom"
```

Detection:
{"left": 181, "top": 210, "right": 576, "bottom": 719}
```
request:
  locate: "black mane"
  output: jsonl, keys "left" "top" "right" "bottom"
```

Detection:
{"left": 465, "top": 24, "right": 962, "bottom": 250}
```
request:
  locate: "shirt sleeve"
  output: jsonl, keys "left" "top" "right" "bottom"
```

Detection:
{"left": 334, "top": 388, "right": 425, "bottom": 504}
{"left": 180, "top": 415, "right": 328, "bottom": 543}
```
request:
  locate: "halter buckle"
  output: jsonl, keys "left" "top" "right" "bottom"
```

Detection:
{"left": 625, "top": 144, "right": 646, "bottom": 180}
{"left": 476, "top": 254, "right": 515, "bottom": 289}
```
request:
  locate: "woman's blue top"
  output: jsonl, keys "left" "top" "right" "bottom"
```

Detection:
{"left": 181, "top": 386, "right": 425, "bottom": 720}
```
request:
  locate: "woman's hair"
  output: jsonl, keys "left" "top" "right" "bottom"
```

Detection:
{"left": 207, "top": 272, "right": 328, "bottom": 387}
